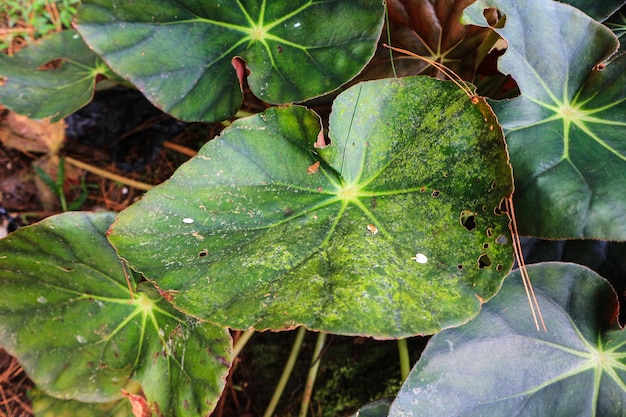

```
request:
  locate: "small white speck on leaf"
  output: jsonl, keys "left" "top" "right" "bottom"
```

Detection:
{"left": 182, "top": 218, "right": 194, "bottom": 224}
{"left": 411, "top": 253, "right": 428, "bottom": 264}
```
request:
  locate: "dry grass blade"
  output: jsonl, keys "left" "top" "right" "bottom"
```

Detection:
{"left": 382, "top": 44, "right": 477, "bottom": 99}
{"left": 506, "top": 197, "right": 546, "bottom": 331}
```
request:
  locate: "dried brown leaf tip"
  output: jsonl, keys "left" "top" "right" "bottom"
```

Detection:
{"left": 123, "top": 389, "right": 152, "bottom": 417}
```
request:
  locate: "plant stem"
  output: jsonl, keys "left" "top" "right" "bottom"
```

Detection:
{"left": 299, "top": 332, "right": 327, "bottom": 417}
{"left": 263, "top": 327, "right": 307, "bottom": 417}
{"left": 398, "top": 338, "right": 410, "bottom": 381}
{"left": 232, "top": 329, "right": 255, "bottom": 360}
{"left": 57, "top": 156, "right": 68, "bottom": 212}
{"left": 384, "top": 0, "right": 397, "bottom": 78}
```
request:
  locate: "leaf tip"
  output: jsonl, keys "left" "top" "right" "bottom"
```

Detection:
{"left": 122, "top": 389, "right": 152, "bottom": 417}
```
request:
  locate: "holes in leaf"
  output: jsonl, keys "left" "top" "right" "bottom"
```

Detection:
{"left": 484, "top": 8, "right": 506, "bottom": 28}
{"left": 495, "top": 235, "right": 508, "bottom": 245}
{"left": 459, "top": 210, "right": 477, "bottom": 231}
{"left": 496, "top": 264, "right": 503, "bottom": 271}
{"left": 494, "top": 198, "right": 507, "bottom": 215}
{"left": 443, "top": 172, "right": 449, "bottom": 178}
{"left": 457, "top": 264, "right": 464, "bottom": 270}
{"left": 420, "top": 187, "right": 426, "bottom": 193}
{"left": 488, "top": 181, "right": 497, "bottom": 192}
{"left": 198, "top": 250, "right": 209, "bottom": 257}
{"left": 482, "top": 243, "right": 490, "bottom": 249}
{"left": 478, "top": 254, "right": 492, "bottom": 269}
{"left": 486, "top": 227, "right": 493, "bottom": 238}
{"left": 482, "top": 205, "right": 487, "bottom": 212}
{"left": 37, "top": 58, "right": 65, "bottom": 71}
{"left": 277, "top": 45, "right": 284, "bottom": 53}
{"left": 431, "top": 190, "right": 440, "bottom": 198}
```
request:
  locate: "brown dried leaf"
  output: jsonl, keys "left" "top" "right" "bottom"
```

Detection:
{"left": 0, "top": 112, "right": 65, "bottom": 154}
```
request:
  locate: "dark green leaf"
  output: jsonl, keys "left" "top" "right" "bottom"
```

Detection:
{"left": 108, "top": 76, "right": 514, "bottom": 338}
{"left": 0, "top": 30, "right": 120, "bottom": 122}
{"left": 558, "top": 0, "right": 626, "bottom": 21}
{"left": 75, "top": 0, "right": 384, "bottom": 122}
{"left": 463, "top": 0, "right": 626, "bottom": 239}
{"left": 606, "top": 5, "right": 626, "bottom": 54}
{"left": 0, "top": 212, "right": 231, "bottom": 416}
{"left": 389, "top": 262, "right": 626, "bottom": 417}
{"left": 30, "top": 387, "right": 132, "bottom": 417}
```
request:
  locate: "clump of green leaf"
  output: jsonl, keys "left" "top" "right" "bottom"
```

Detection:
{"left": 0, "top": 0, "right": 80, "bottom": 53}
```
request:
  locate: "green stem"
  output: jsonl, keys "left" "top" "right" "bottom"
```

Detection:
{"left": 299, "top": 332, "right": 327, "bottom": 417}
{"left": 57, "top": 156, "right": 68, "bottom": 212}
{"left": 398, "top": 338, "right": 410, "bottom": 381}
{"left": 263, "top": 327, "right": 307, "bottom": 417}
{"left": 232, "top": 329, "right": 255, "bottom": 359}
{"left": 384, "top": 0, "right": 397, "bottom": 78}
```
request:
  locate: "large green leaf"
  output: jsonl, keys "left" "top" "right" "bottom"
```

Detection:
{"left": 389, "top": 262, "right": 626, "bottom": 417}
{"left": 462, "top": 0, "right": 626, "bottom": 239}
{"left": 0, "top": 30, "right": 120, "bottom": 122}
{"left": 75, "top": 0, "right": 384, "bottom": 122}
{"left": 108, "top": 76, "right": 514, "bottom": 338}
{"left": 0, "top": 212, "right": 231, "bottom": 417}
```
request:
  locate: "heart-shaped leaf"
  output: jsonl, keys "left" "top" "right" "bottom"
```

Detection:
{"left": 75, "top": 0, "right": 384, "bottom": 122}
{"left": 389, "top": 262, "right": 626, "bottom": 417}
{"left": 462, "top": 0, "right": 625, "bottom": 239}
{"left": 0, "top": 212, "right": 231, "bottom": 416}
{"left": 0, "top": 30, "right": 120, "bottom": 122}
{"left": 108, "top": 76, "right": 514, "bottom": 338}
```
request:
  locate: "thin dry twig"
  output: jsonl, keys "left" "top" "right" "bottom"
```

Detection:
{"left": 0, "top": 349, "right": 34, "bottom": 417}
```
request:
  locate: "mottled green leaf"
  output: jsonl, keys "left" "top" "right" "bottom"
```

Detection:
{"left": 463, "top": 0, "right": 626, "bottom": 239}
{"left": 389, "top": 262, "right": 626, "bottom": 417}
{"left": 30, "top": 387, "right": 132, "bottom": 417}
{"left": 0, "top": 30, "right": 120, "bottom": 122}
{"left": 75, "top": 0, "right": 384, "bottom": 122}
{"left": 0, "top": 212, "right": 231, "bottom": 417}
{"left": 108, "top": 76, "right": 514, "bottom": 338}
